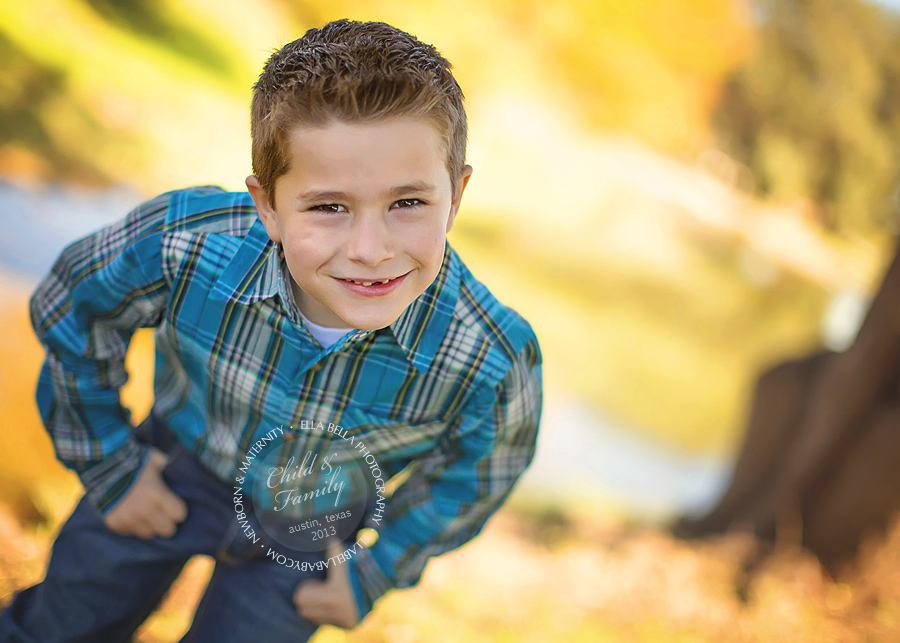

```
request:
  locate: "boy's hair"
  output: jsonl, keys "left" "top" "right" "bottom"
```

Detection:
{"left": 251, "top": 19, "right": 467, "bottom": 206}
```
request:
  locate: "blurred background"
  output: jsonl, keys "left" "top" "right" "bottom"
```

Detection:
{"left": 2, "top": 0, "right": 900, "bottom": 641}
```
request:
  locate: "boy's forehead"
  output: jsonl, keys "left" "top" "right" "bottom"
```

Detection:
{"left": 280, "top": 118, "right": 453, "bottom": 194}
{"left": 285, "top": 116, "right": 446, "bottom": 152}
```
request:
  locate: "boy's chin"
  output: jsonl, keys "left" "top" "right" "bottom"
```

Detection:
{"left": 341, "top": 314, "right": 402, "bottom": 332}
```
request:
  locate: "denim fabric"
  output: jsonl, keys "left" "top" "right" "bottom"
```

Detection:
{"left": 0, "top": 411, "right": 328, "bottom": 643}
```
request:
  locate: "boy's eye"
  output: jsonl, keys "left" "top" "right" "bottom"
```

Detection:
{"left": 310, "top": 203, "right": 347, "bottom": 213}
{"left": 393, "top": 199, "right": 425, "bottom": 209}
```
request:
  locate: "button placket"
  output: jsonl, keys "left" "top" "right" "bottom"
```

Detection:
{"left": 279, "top": 356, "right": 326, "bottom": 418}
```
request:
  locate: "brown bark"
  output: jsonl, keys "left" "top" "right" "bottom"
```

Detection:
{"left": 675, "top": 239, "right": 900, "bottom": 571}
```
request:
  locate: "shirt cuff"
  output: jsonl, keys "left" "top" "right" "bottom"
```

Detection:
{"left": 78, "top": 437, "right": 152, "bottom": 517}
{"left": 346, "top": 542, "right": 395, "bottom": 620}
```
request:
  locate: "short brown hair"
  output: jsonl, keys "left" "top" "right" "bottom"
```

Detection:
{"left": 250, "top": 19, "right": 467, "bottom": 206}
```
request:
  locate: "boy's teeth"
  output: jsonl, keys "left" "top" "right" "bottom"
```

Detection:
{"left": 346, "top": 278, "right": 391, "bottom": 285}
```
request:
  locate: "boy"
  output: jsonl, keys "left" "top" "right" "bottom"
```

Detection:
{"left": 0, "top": 18, "right": 542, "bottom": 642}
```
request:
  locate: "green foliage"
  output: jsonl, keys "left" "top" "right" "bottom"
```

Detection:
{"left": 715, "top": 0, "right": 900, "bottom": 242}
{"left": 0, "top": 31, "right": 109, "bottom": 182}
{"left": 79, "top": 0, "right": 239, "bottom": 79}
{"left": 488, "top": 0, "right": 753, "bottom": 153}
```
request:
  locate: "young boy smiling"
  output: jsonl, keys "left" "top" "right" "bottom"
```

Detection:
{"left": 1, "top": 19, "right": 543, "bottom": 642}
{"left": 251, "top": 117, "right": 468, "bottom": 332}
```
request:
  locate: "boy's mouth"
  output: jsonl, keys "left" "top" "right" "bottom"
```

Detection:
{"left": 338, "top": 271, "right": 409, "bottom": 286}
{"left": 335, "top": 271, "right": 410, "bottom": 295}
{"left": 340, "top": 276, "right": 398, "bottom": 286}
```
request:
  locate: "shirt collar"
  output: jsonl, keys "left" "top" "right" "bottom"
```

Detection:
{"left": 388, "top": 240, "right": 460, "bottom": 373}
{"left": 210, "top": 214, "right": 459, "bottom": 374}
{"left": 210, "top": 214, "right": 282, "bottom": 304}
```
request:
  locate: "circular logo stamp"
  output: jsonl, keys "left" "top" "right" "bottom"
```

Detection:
{"left": 232, "top": 421, "right": 385, "bottom": 568}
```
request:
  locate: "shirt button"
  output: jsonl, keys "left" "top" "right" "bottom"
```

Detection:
{"left": 309, "top": 361, "right": 323, "bottom": 373}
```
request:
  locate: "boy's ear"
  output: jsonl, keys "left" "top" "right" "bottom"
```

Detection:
{"left": 446, "top": 165, "right": 474, "bottom": 234}
{"left": 246, "top": 175, "right": 282, "bottom": 243}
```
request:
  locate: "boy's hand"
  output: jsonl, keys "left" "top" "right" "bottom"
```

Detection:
{"left": 102, "top": 447, "right": 189, "bottom": 539}
{"left": 293, "top": 538, "right": 361, "bottom": 629}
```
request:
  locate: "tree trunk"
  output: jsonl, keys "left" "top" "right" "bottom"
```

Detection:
{"left": 674, "top": 239, "right": 900, "bottom": 573}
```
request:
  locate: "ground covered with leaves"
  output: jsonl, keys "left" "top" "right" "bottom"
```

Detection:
{"left": 1, "top": 493, "right": 897, "bottom": 643}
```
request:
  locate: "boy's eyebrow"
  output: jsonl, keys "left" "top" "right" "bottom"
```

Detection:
{"left": 387, "top": 182, "right": 436, "bottom": 197}
{"left": 296, "top": 182, "right": 437, "bottom": 203}
{"left": 296, "top": 190, "right": 350, "bottom": 203}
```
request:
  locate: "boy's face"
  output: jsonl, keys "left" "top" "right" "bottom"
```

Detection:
{"left": 247, "top": 118, "right": 472, "bottom": 330}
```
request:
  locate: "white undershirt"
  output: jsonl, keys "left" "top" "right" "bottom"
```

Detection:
{"left": 282, "top": 262, "right": 355, "bottom": 348}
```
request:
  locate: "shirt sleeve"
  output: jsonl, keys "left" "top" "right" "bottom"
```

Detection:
{"left": 29, "top": 191, "right": 174, "bottom": 517}
{"left": 346, "top": 336, "right": 543, "bottom": 619}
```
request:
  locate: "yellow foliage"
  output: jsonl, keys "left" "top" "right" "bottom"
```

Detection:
{"left": 3, "top": 497, "right": 899, "bottom": 642}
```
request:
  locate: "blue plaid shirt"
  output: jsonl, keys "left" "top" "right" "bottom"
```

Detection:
{"left": 29, "top": 185, "right": 543, "bottom": 618}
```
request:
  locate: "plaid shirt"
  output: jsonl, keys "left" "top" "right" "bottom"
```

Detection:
{"left": 29, "top": 185, "right": 543, "bottom": 618}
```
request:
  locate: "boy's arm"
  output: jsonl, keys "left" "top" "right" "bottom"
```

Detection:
{"left": 30, "top": 191, "right": 175, "bottom": 517}
{"left": 346, "top": 336, "right": 543, "bottom": 619}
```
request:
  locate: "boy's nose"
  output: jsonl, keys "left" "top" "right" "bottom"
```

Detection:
{"left": 346, "top": 213, "right": 395, "bottom": 266}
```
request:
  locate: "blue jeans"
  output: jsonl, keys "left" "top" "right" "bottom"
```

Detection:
{"left": 0, "top": 411, "right": 329, "bottom": 642}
